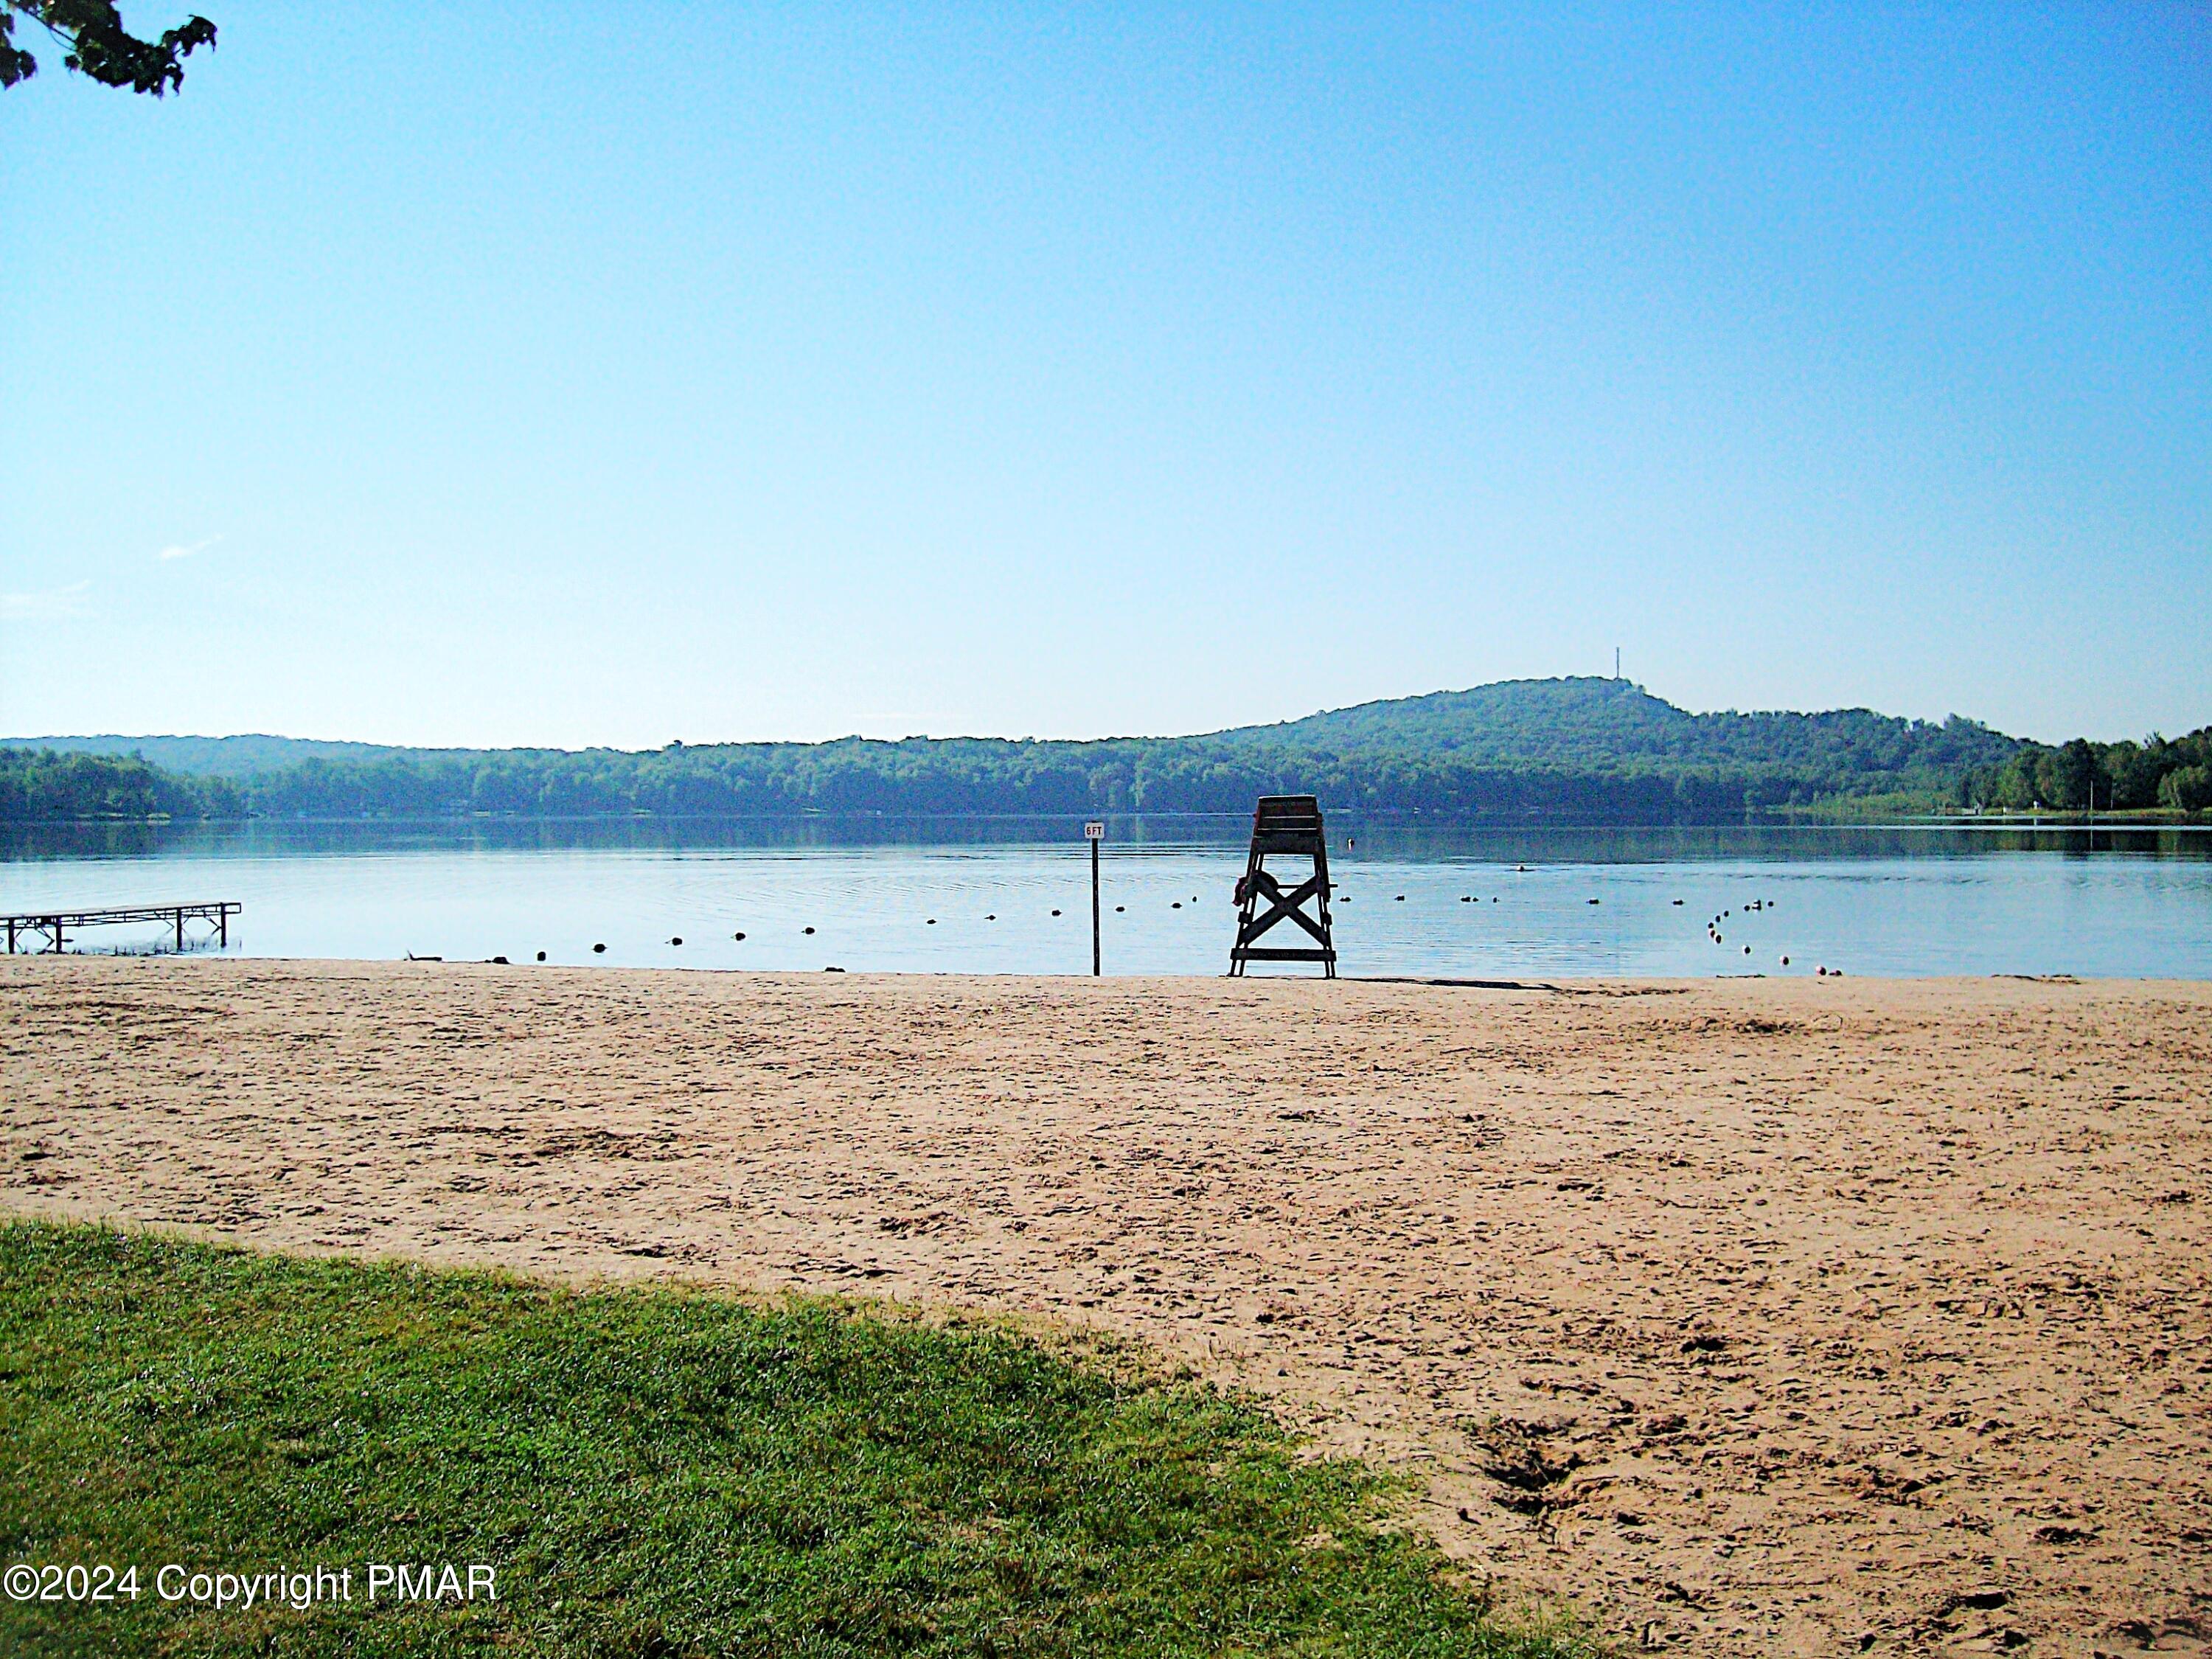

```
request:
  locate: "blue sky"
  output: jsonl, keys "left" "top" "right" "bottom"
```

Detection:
{"left": 2, "top": 3, "right": 2205, "bottom": 747}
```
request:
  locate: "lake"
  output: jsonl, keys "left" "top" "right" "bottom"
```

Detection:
{"left": 4, "top": 817, "right": 2209, "bottom": 980}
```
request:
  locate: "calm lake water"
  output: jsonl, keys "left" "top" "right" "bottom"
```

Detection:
{"left": 4, "top": 818, "right": 2209, "bottom": 980}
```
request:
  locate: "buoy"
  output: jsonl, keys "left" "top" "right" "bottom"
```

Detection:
{"left": 1744, "top": 945, "right": 1751, "bottom": 954}
{"left": 1781, "top": 956, "right": 1790, "bottom": 966}
{"left": 592, "top": 942, "right": 606, "bottom": 954}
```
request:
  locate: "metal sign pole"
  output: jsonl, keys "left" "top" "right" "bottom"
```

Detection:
{"left": 1085, "top": 821, "right": 1105, "bottom": 975}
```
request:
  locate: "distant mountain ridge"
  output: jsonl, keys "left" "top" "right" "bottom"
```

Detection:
{"left": 0, "top": 732, "right": 493, "bottom": 778}
{"left": 5, "top": 678, "right": 2017, "bottom": 780}
{"left": 10, "top": 677, "right": 2203, "bottom": 822}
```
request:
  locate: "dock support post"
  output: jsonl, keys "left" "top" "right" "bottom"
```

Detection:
{"left": 1, "top": 901, "right": 240, "bottom": 955}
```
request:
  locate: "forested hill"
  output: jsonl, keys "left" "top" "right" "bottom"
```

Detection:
{"left": 6, "top": 678, "right": 2208, "bottom": 822}
{"left": 1208, "top": 678, "right": 2017, "bottom": 776}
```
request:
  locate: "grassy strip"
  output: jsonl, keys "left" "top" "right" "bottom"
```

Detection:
{"left": 1, "top": 1223, "right": 1582, "bottom": 1658}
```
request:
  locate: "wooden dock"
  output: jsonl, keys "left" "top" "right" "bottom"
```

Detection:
{"left": 4, "top": 902, "right": 239, "bottom": 954}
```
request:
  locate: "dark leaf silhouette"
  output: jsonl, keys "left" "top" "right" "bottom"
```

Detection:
{"left": 2, "top": 2, "right": 217, "bottom": 95}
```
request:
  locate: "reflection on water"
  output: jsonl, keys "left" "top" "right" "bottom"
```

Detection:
{"left": 4, "top": 816, "right": 2208, "bottom": 980}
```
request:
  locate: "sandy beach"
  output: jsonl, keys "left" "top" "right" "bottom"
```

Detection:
{"left": 3, "top": 957, "right": 2206, "bottom": 1656}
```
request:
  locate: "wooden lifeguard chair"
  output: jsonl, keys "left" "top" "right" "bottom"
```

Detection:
{"left": 1228, "top": 795, "right": 1337, "bottom": 977}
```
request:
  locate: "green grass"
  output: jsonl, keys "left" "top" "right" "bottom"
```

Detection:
{"left": 0, "top": 1223, "right": 1583, "bottom": 1658}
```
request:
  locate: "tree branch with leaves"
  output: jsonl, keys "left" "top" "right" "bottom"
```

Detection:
{"left": 1, "top": 1, "right": 216, "bottom": 95}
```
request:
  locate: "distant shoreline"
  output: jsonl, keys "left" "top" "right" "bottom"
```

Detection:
{"left": 10, "top": 680, "right": 2206, "bottom": 824}
{"left": 4, "top": 807, "right": 2208, "bottom": 830}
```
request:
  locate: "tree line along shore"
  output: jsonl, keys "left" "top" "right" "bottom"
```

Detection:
{"left": 4, "top": 678, "right": 2207, "bottom": 825}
